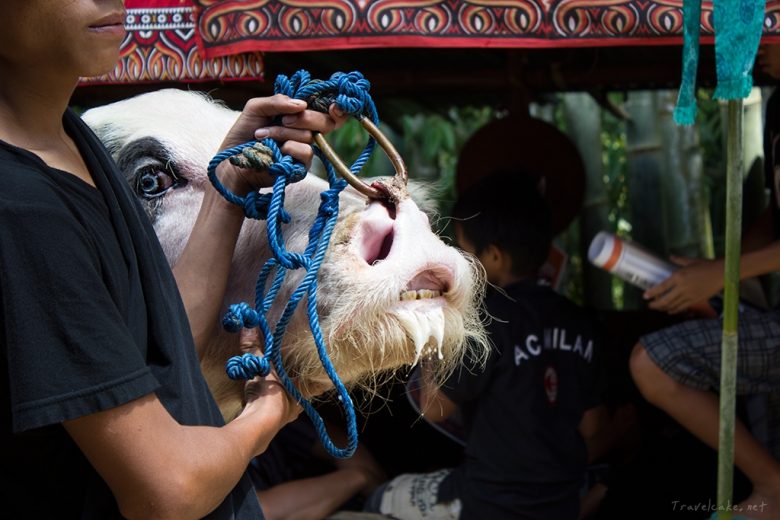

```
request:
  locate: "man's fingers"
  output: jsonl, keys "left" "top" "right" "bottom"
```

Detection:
{"left": 644, "top": 278, "right": 673, "bottom": 300}
{"left": 669, "top": 255, "right": 695, "bottom": 266}
{"left": 243, "top": 94, "right": 307, "bottom": 119}
{"left": 281, "top": 109, "right": 337, "bottom": 134}
{"left": 280, "top": 140, "right": 314, "bottom": 169}
{"left": 329, "top": 104, "right": 349, "bottom": 129}
{"left": 668, "top": 298, "right": 694, "bottom": 315}
{"left": 254, "top": 126, "right": 315, "bottom": 145}
{"left": 647, "top": 290, "right": 681, "bottom": 311}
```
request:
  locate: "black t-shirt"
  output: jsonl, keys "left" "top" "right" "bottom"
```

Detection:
{"left": 438, "top": 280, "right": 605, "bottom": 520}
{"left": 0, "top": 109, "right": 263, "bottom": 519}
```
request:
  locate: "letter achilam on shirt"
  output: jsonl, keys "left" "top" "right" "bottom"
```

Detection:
{"left": 514, "top": 328, "right": 593, "bottom": 366}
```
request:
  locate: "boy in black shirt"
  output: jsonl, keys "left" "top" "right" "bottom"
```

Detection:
{"left": 365, "top": 172, "right": 606, "bottom": 519}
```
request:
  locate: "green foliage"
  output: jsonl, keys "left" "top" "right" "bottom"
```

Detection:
{"left": 328, "top": 104, "right": 494, "bottom": 233}
{"left": 601, "top": 93, "right": 631, "bottom": 239}
{"left": 544, "top": 93, "right": 631, "bottom": 308}
{"left": 696, "top": 89, "right": 725, "bottom": 176}
{"left": 327, "top": 117, "right": 398, "bottom": 179}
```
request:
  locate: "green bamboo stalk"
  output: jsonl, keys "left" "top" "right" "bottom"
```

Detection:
{"left": 716, "top": 99, "right": 743, "bottom": 520}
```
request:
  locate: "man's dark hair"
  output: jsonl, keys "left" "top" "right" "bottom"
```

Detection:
{"left": 452, "top": 171, "right": 552, "bottom": 277}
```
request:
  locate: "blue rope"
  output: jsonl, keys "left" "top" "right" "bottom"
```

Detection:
{"left": 207, "top": 70, "right": 379, "bottom": 458}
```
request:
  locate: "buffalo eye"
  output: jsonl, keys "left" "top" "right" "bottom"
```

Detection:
{"left": 135, "top": 166, "right": 183, "bottom": 199}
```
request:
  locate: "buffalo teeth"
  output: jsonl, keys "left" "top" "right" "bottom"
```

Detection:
{"left": 394, "top": 307, "right": 446, "bottom": 366}
{"left": 430, "top": 308, "right": 445, "bottom": 360}
{"left": 399, "top": 289, "right": 442, "bottom": 301}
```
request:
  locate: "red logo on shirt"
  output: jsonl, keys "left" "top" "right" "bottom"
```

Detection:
{"left": 544, "top": 366, "right": 558, "bottom": 404}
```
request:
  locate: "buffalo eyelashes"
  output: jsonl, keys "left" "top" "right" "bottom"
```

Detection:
{"left": 135, "top": 164, "right": 185, "bottom": 199}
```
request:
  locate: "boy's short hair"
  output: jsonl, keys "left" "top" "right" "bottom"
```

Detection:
{"left": 453, "top": 171, "right": 552, "bottom": 277}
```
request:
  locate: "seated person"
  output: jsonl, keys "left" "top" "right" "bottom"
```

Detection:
{"left": 630, "top": 46, "right": 780, "bottom": 519}
{"left": 249, "top": 415, "right": 386, "bottom": 520}
{"left": 364, "top": 171, "right": 607, "bottom": 520}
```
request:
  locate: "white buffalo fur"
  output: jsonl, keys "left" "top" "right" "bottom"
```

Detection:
{"left": 83, "top": 89, "right": 489, "bottom": 419}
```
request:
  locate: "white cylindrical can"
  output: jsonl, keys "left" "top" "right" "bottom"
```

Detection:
{"left": 587, "top": 232, "right": 676, "bottom": 290}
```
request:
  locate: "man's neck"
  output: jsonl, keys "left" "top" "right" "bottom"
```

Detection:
{"left": 0, "top": 64, "right": 76, "bottom": 149}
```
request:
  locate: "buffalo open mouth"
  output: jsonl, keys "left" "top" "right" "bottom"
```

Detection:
{"left": 399, "top": 267, "right": 452, "bottom": 301}
{"left": 392, "top": 267, "right": 455, "bottom": 363}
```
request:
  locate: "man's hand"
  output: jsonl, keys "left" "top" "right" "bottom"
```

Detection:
{"left": 215, "top": 94, "right": 347, "bottom": 195}
{"left": 334, "top": 443, "right": 388, "bottom": 497}
{"left": 643, "top": 256, "right": 724, "bottom": 315}
{"left": 238, "top": 328, "right": 301, "bottom": 429}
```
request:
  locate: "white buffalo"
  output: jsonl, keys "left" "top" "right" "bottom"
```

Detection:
{"left": 82, "top": 89, "right": 488, "bottom": 420}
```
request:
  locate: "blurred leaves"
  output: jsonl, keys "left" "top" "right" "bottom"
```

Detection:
{"left": 328, "top": 104, "right": 494, "bottom": 228}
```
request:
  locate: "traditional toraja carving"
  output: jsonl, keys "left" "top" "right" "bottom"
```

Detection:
{"left": 80, "top": 0, "right": 264, "bottom": 86}
{"left": 78, "top": 0, "right": 780, "bottom": 86}
{"left": 193, "top": 0, "right": 780, "bottom": 55}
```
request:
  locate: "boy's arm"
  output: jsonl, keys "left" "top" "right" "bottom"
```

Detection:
{"left": 578, "top": 405, "right": 610, "bottom": 463}
{"left": 742, "top": 204, "right": 775, "bottom": 253}
{"left": 257, "top": 469, "right": 371, "bottom": 520}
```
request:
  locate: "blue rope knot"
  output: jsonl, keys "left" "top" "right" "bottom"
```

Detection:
{"left": 222, "top": 302, "right": 260, "bottom": 333}
{"left": 277, "top": 251, "right": 309, "bottom": 271}
{"left": 243, "top": 192, "right": 292, "bottom": 224}
{"left": 268, "top": 155, "right": 307, "bottom": 184}
{"left": 319, "top": 183, "right": 346, "bottom": 217}
{"left": 333, "top": 72, "right": 371, "bottom": 116}
{"left": 242, "top": 192, "right": 270, "bottom": 221}
{"left": 226, "top": 353, "right": 271, "bottom": 380}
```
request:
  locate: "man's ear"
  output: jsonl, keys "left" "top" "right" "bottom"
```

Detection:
{"left": 484, "top": 243, "right": 512, "bottom": 273}
{"left": 483, "top": 243, "right": 502, "bottom": 264}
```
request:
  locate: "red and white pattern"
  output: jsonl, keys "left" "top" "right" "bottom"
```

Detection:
{"left": 194, "top": 0, "right": 780, "bottom": 56}
{"left": 81, "top": 0, "right": 780, "bottom": 85}
{"left": 81, "top": 0, "right": 264, "bottom": 86}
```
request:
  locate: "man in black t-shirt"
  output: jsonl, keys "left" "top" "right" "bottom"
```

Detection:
{"left": 365, "top": 172, "right": 606, "bottom": 520}
{"left": 630, "top": 45, "right": 780, "bottom": 517}
{"left": 0, "top": 3, "right": 346, "bottom": 518}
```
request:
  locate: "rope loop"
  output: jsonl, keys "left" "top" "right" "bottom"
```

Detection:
{"left": 209, "top": 69, "right": 379, "bottom": 459}
{"left": 226, "top": 353, "right": 271, "bottom": 380}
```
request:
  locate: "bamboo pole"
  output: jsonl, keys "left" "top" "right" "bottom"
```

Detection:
{"left": 716, "top": 99, "right": 743, "bottom": 520}
{"left": 562, "top": 93, "right": 613, "bottom": 310}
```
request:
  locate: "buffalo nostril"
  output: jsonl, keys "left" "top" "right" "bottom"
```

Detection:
{"left": 362, "top": 226, "right": 394, "bottom": 265}
{"left": 357, "top": 202, "right": 396, "bottom": 265}
{"left": 381, "top": 199, "right": 397, "bottom": 220}
{"left": 372, "top": 231, "right": 394, "bottom": 265}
